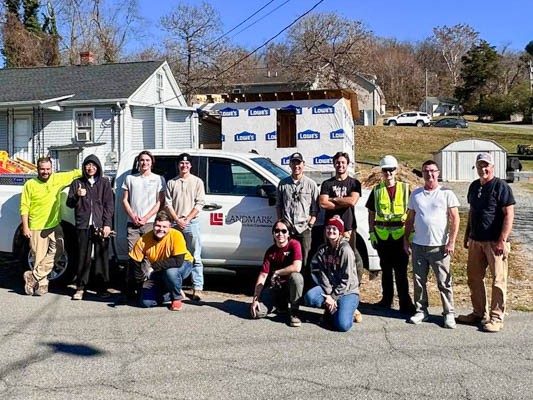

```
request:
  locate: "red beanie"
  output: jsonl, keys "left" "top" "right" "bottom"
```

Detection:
{"left": 326, "top": 216, "right": 344, "bottom": 234}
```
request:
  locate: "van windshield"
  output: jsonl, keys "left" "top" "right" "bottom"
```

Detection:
{"left": 251, "top": 157, "right": 290, "bottom": 180}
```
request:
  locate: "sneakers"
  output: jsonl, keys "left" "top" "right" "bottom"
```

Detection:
{"left": 72, "top": 289, "right": 84, "bottom": 301}
{"left": 353, "top": 309, "right": 363, "bottom": 323}
{"left": 409, "top": 312, "right": 429, "bottom": 325}
{"left": 483, "top": 319, "right": 503, "bottom": 333}
{"left": 456, "top": 312, "right": 489, "bottom": 325}
{"left": 34, "top": 284, "right": 48, "bottom": 296}
{"left": 23, "top": 271, "right": 37, "bottom": 295}
{"left": 191, "top": 289, "right": 202, "bottom": 301}
{"left": 169, "top": 300, "right": 183, "bottom": 311}
{"left": 289, "top": 313, "right": 302, "bottom": 327}
{"left": 443, "top": 313, "right": 456, "bottom": 329}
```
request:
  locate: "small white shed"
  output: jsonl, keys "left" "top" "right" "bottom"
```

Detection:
{"left": 433, "top": 138, "right": 507, "bottom": 182}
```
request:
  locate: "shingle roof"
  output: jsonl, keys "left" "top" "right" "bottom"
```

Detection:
{"left": 0, "top": 60, "right": 164, "bottom": 103}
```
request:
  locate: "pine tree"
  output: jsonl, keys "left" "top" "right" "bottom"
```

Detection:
{"left": 22, "top": 0, "right": 41, "bottom": 33}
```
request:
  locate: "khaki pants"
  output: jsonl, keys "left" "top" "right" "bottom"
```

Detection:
{"left": 466, "top": 239, "right": 510, "bottom": 322}
{"left": 30, "top": 225, "right": 64, "bottom": 285}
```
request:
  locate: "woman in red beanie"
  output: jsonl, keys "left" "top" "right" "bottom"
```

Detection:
{"left": 304, "top": 215, "right": 360, "bottom": 331}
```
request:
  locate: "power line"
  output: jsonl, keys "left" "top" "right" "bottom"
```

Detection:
{"left": 228, "top": 0, "right": 292, "bottom": 41}
{"left": 154, "top": 0, "right": 326, "bottom": 105}
{"left": 206, "top": 0, "right": 277, "bottom": 48}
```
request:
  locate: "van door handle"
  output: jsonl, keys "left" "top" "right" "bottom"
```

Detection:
{"left": 203, "top": 203, "right": 222, "bottom": 211}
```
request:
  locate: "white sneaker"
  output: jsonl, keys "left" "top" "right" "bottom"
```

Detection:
{"left": 444, "top": 314, "right": 457, "bottom": 329}
{"left": 409, "top": 312, "right": 428, "bottom": 325}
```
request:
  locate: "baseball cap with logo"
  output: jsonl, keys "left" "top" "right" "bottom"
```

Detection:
{"left": 177, "top": 153, "right": 192, "bottom": 163}
{"left": 476, "top": 153, "right": 493, "bottom": 165}
{"left": 290, "top": 152, "right": 304, "bottom": 163}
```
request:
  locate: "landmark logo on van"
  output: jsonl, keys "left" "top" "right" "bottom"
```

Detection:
{"left": 265, "top": 131, "right": 277, "bottom": 141}
{"left": 248, "top": 106, "right": 270, "bottom": 117}
{"left": 234, "top": 131, "right": 256, "bottom": 141}
{"left": 280, "top": 104, "right": 302, "bottom": 115}
{"left": 330, "top": 128, "right": 344, "bottom": 139}
{"left": 313, "top": 154, "right": 333, "bottom": 165}
{"left": 312, "top": 104, "right": 335, "bottom": 114}
{"left": 220, "top": 107, "right": 239, "bottom": 117}
{"left": 298, "top": 129, "right": 320, "bottom": 140}
{"left": 210, "top": 213, "right": 224, "bottom": 226}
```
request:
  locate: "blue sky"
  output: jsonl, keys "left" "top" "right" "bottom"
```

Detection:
{"left": 135, "top": 0, "right": 532, "bottom": 52}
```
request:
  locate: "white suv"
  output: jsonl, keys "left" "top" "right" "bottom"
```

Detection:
{"left": 384, "top": 112, "right": 431, "bottom": 127}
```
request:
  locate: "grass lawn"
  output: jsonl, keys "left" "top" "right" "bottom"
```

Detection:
{"left": 356, "top": 122, "right": 533, "bottom": 170}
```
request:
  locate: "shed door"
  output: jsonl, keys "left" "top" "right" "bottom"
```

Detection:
{"left": 457, "top": 152, "right": 477, "bottom": 181}
{"left": 13, "top": 117, "right": 32, "bottom": 161}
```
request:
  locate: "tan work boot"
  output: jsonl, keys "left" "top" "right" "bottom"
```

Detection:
{"left": 23, "top": 271, "right": 37, "bottom": 296}
{"left": 456, "top": 312, "right": 489, "bottom": 325}
{"left": 353, "top": 309, "right": 363, "bottom": 323}
{"left": 34, "top": 283, "right": 48, "bottom": 296}
{"left": 483, "top": 319, "right": 503, "bottom": 333}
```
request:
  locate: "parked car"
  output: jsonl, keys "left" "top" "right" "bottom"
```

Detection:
{"left": 431, "top": 117, "right": 468, "bottom": 129}
{"left": 383, "top": 112, "right": 431, "bottom": 127}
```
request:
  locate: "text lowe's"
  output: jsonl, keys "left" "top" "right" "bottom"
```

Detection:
{"left": 297, "top": 129, "right": 320, "bottom": 140}
{"left": 280, "top": 104, "right": 302, "bottom": 115}
{"left": 234, "top": 131, "right": 257, "bottom": 142}
{"left": 219, "top": 107, "right": 239, "bottom": 117}
{"left": 313, "top": 154, "right": 333, "bottom": 165}
{"left": 330, "top": 129, "right": 345, "bottom": 139}
{"left": 248, "top": 106, "right": 270, "bottom": 117}
{"left": 265, "top": 131, "right": 276, "bottom": 141}
{"left": 312, "top": 104, "right": 335, "bottom": 114}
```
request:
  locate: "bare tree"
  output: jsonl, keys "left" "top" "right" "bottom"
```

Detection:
{"left": 432, "top": 24, "right": 478, "bottom": 88}
{"left": 285, "top": 13, "right": 372, "bottom": 85}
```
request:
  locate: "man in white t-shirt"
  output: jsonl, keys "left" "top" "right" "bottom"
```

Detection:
{"left": 122, "top": 150, "right": 166, "bottom": 297}
{"left": 403, "top": 160, "right": 460, "bottom": 329}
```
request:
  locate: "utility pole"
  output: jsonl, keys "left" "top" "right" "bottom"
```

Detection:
{"left": 425, "top": 68, "right": 429, "bottom": 115}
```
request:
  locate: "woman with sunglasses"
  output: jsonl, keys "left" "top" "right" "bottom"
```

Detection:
{"left": 250, "top": 219, "right": 304, "bottom": 327}
{"left": 304, "top": 216, "right": 360, "bottom": 332}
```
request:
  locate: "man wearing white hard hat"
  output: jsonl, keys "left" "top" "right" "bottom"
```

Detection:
{"left": 457, "top": 152, "right": 515, "bottom": 333}
{"left": 366, "top": 155, "right": 415, "bottom": 315}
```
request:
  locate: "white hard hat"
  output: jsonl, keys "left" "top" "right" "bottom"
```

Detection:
{"left": 379, "top": 155, "right": 398, "bottom": 169}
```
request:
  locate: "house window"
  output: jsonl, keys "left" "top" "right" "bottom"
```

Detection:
{"left": 156, "top": 73, "right": 164, "bottom": 103}
{"left": 276, "top": 109, "right": 296, "bottom": 148}
{"left": 74, "top": 110, "right": 94, "bottom": 142}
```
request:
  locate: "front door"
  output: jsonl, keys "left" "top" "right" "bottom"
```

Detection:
{"left": 12, "top": 117, "right": 32, "bottom": 161}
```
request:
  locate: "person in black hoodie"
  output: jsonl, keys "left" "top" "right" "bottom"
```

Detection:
{"left": 67, "top": 154, "right": 114, "bottom": 300}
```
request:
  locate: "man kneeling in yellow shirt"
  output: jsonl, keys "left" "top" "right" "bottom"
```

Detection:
{"left": 129, "top": 211, "right": 194, "bottom": 311}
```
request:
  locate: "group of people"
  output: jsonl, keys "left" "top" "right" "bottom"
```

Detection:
{"left": 250, "top": 151, "right": 514, "bottom": 333}
{"left": 20, "top": 148, "right": 514, "bottom": 334}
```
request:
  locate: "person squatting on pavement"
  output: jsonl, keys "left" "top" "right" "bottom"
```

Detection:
{"left": 366, "top": 155, "right": 415, "bottom": 315}
{"left": 250, "top": 219, "right": 305, "bottom": 327}
{"left": 319, "top": 151, "right": 364, "bottom": 323}
{"left": 129, "top": 211, "right": 194, "bottom": 311}
{"left": 122, "top": 150, "right": 166, "bottom": 297}
{"left": 276, "top": 152, "right": 319, "bottom": 284}
{"left": 21, "top": 157, "right": 81, "bottom": 296}
{"left": 304, "top": 216, "right": 360, "bottom": 332}
{"left": 457, "top": 153, "right": 515, "bottom": 333}
{"left": 165, "top": 153, "right": 206, "bottom": 301}
{"left": 67, "top": 154, "right": 114, "bottom": 300}
{"left": 403, "top": 160, "right": 460, "bottom": 328}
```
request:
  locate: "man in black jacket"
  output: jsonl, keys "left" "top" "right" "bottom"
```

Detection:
{"left": 67, "top": 154, "right": 114, "bottom": 300}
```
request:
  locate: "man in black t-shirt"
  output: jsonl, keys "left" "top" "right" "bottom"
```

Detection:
{"left": 319, "top": 151, "right": 364, "bottom": 323}
{"left": 457, "top": 153, "right": 515, "bottom": 333}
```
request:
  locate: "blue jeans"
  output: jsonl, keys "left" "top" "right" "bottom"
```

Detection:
{"left": 140, "top": 261, "right": 192, "bottom": 308}
{"left": 304, "top": 286, "right": 359, "bottom": 332}
{"left": 180, "top": 219, "right": 203, "bottom": 290}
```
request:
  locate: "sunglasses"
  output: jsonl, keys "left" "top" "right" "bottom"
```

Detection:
{"left": 274, "top": 229, "right": 288, "bottom": 234}
{"left": 382, "top": 167, "right": 396, "bottom": 173}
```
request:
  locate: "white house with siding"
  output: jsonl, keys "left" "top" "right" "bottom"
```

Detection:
{"left": 433, "top": 138, "right": 507, "bottom": 181}
{"left": 0, "top": 59, "right": 197, "bottom": 171}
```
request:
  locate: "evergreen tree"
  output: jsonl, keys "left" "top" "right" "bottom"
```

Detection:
{"left": 22, "top": 0, "right": 41, "bottom": 34}
{"left": 455, "top": 40, "right": 500, "bottom": 113}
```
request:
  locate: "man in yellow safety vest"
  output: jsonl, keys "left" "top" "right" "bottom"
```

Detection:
{"left": 366, "top": 155, "right": 415, "bottom": 315}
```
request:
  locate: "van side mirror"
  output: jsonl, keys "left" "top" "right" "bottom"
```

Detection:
{"left": 257, "top": 184, "right": 277, "bottom": 206}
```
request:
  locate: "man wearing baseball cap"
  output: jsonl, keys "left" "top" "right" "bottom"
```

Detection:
{"left": 457, "top": 153, "right": 515, "bottom": 332}
{"left": 165, "top": 153, "right": 206, "bottom": 301}
{"left": 276, "top": 152, "right": 318, "bottom": 284}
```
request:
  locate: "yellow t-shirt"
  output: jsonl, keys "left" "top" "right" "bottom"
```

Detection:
{"left": 20, "top": 169, "right": 82, "bottom": 230}
{"left": 129, "top": 228, "right": 193, "bottom": 264}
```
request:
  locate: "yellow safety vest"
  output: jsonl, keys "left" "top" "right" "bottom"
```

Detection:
{"left": 373, "top": 181, "right": 409, "bottom": 241}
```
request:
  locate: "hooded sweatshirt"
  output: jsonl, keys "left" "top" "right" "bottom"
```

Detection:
{"left": 66, "top": 154, "right": 114, "bottom": 229}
